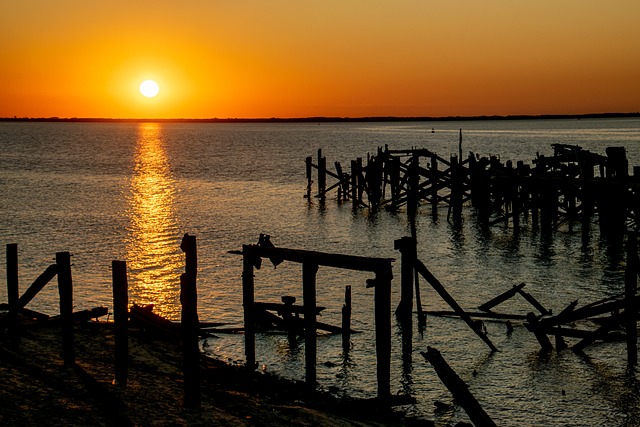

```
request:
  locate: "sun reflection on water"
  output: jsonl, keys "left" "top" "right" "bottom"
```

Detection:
{"left": 126, "top": 123, "right": 182, "bottom": 319}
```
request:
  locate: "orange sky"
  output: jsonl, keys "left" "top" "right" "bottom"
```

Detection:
{"left": 1, "top": 1, "right": 639, "bottom": 119}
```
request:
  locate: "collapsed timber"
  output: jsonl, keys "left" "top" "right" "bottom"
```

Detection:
{"left": 5, "top": 227, "right": 640, "bottom": 425}
{"left": 306, "top": 142, "right": 639, "bottom": 243}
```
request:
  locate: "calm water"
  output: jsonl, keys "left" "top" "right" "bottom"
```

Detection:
{"left": 2, "top": 118, "right": 640, "bottom": 426}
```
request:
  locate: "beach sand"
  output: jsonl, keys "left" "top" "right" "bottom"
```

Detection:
{"left": 0, "top": 319, "right": 432, "bottom": 426}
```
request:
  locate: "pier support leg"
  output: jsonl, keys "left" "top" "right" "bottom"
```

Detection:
{"left": 112, "top": 260, "right": 129, "bottom": 386}
{"left": 56, "top": 251, "right": 75, "bottom": 366}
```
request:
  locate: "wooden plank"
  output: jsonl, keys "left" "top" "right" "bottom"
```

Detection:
{"left": 478, "top": 283, "right": 526, "bottom": 312}
{"left": 414, "top": 258, "right": 498, "bottom": 352}
{"left": 421, "top": 347, "right": 497, "bottom": 427}
{"left": 239, "top": 245, "right": 394, "bottom": 272}
{"left": 17, "top": 264, "right": 58, "bottom": 309}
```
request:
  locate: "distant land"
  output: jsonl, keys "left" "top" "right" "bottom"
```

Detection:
{"left": 1, "top": 112, "right": 639, "bottom": 123}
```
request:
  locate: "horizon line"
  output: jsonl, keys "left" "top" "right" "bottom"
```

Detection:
{"left": 1, "top": 112, "right": 639, "bottom": 123}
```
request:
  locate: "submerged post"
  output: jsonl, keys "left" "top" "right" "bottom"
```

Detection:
{"left": 56, "top": 251, "right": 75, "bottom": 366}
{"left": 394, "top": 237, "right": 415, "bottom": 325}
{"left": 6, "top": 244, "right": 19, "bottom": 337}
{"left": 302, "top": 262, "right": 319, "bottom": 390}
{"left": 342, "top": 285, "right": 351, "bottom": 352}
{"left": 374, "top": 262, "right": 393, "bottom": 404}
{"left": 242, "top": 245, "right": 256, "bottom": 370}
{"left": 625, "top": 235, "right": 638, "bottom": 366}
{"left": 112, "top": 260, "right": 129, "bottom": 386}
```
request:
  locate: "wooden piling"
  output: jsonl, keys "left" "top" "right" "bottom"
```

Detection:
{"left": 421, "top": 347, "right": 497, "bottom": 427}
{"left": 305, "top": 156, "right": 313, "bottom": 199}
{"left": 111, "top": 260, "right": 129, "bottom": 386}
{"left": 6, "top": 243, "right": 19, "bottom": 341}
{"left": 342, "top": 285, "right": 351, "bottom": 352}
{"left": 374, "top": 263, "right": 393, "bottom": 404}
{"left": 625, "top": 236, "right": 638, "bottom": 366}
{"left": 318, "top": 149, "right": 326, "bottom": 201}
{"left": 56, "top": 251, "right": 75, "bottom": 366}
{"left": 302, "top": 262, "right": 318, "bottom": 390}
{"left": 431, "top": 154, "right": 439, "bottom": 218}
{"left": 242, "top": 246, "right": 256, "bottom": 370}
{"left": 394, "top": 237, "right": 415, "bottom": 324}
{"left": 180, "top": 272, "right": 200, "bottom": 408}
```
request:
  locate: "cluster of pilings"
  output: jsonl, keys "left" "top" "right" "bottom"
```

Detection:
{"left": 306, "top": 143, "right": 640, "bottom": 243}
{"left": 3, "top": 234, "right": 202, "bottom": 409}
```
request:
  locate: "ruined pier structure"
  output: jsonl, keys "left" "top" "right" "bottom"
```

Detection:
{"left": 306, "top": 143, "right": 639, "bottom": 241}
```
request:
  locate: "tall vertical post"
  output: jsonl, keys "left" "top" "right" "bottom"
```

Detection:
{"left": 56, "top": 251, "right": 75, "bottom": 366}
{"left": 303, "top": 262, "right": 318, "bottom": 390}
{"left": 317, "top": 149, "right": 326, "bottom": 202}
{"left": 625, "top": 236, "right": 638, "bottom": 366}
{"left": 112, "top": 260, "right": 129, "bottom": 386}
{"left": 350, "top": 160, "right": 358, "bottom": 209}
{"left": 180, "top": 234, "right": 200, "bottom": 408}
{"left": 374, "top": 263, "right": 392, "bottom": 404}
{"left": 451, "top": 154, "right": 462, "bottom": 221}
{"left": 305, "top": 156, "right": 313, "bottom": 200}
{"left": 431, "top": 154, "right": 439, "bottom": 218}
{"left": 242, "top": 246, "right": 256, "bottom": 370}
{"left": 6, "top": 243, "right": 19, "bottom": 319}
{"left": 408, "top": 153, "right": 419, "bottom": 218}
{"left": 394, "top": 237, "right": 415, "bottom": 325}
{"left": 342, "top": 285, "right": 351, "bottom": 352}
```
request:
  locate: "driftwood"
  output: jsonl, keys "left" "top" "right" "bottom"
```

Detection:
{"left": 421, "top": 347, "right": 497, "bottom": 427}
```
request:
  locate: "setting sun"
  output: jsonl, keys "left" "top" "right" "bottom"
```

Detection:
{"left": 139, "top": 80, "right": 159, "bottom": 98}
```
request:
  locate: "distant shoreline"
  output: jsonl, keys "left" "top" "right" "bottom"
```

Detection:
{"left": 1, "top": 112, "right": 639, "bottom": 123}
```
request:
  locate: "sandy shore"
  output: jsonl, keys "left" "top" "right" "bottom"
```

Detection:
{"left": 0, "top": 319, "right": 434, "bottom": 426}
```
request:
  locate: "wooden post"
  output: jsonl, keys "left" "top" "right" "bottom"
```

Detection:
{"left": 242, "top": 246, "right": 256, "bottom": 370}
{"left": 342, "top": 285, "right": 351, "bottom": 352}
{"left": 408, "top": 153, "right": 419, "bottom": 218}
{"left": 305, "top": 156, "right": 313, "bottom": 199}
{"left": 112, "top": 260, "right": 129, "bottom": 386}
{"left": 180, "top": 273, "right": 200, "bottom": 408}
{"left": 525, "top": 312, "right": 553, "bottom": 352}
{"left": 394, "top": 237, "right": 415, "bottom": 325}
{"left": 6, "top": 243, "right": 19, "bottom": 342}
{"left": 431, "top": 154, "right": 439, "bottom": 218}
{"left": 56, "top": 251, "right": 75, "bottom": 366}
{"left": 625, "top": 236, "right": 638, "bottom": 366}
{"left": 318, "top": 149, "right": 326, "bottom": 202}
{"left": 451, "top": 154, "right": 462, "bottom": 221}
{"left": 374, "top": 263, "right": 392, "bottom": 404}
{"left": 303, "top": 262, "right": 318, "bottom": 390}
{"left": 180, "top": 233, "right": 200, "bottom": 408}
{"left": 350, "top": 160, "right": 358, "bottom": 209}
{"left": 421, "top": 347, "right": 497, "bottom": 427}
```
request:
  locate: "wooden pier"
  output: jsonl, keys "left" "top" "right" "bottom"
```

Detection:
{"left": 307, "top": 143, "right": 640, "bottom": 242}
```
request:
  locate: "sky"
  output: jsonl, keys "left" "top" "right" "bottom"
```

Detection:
{"left": 1, "top": 1, "right": 639, "bottom": 119}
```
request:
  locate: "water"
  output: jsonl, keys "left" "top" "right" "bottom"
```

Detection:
{"left": 2, "top": 118, "right": 640, "bottom": 426}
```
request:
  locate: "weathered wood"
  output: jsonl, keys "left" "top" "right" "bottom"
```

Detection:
{"left": 374, "top": 264, "right": 393, "bottom": 404}
{"left": 626, "top": 237, "right": 638, "bottom": 366}
{"left": 6, "top": 243, "right": 19, "bottom": 316}
{"left": 252, "top": 301, "right": 325, "bottom": 315}
{"left": 43, "top": 306, "right": 109, "bottom": 325}
{"left": 421, "top": 347, "right": 497, "bottom": 427}
{"left": 414, "top": 258, "right": 498, "bottom": 352}
{"left": 112, "top": 260, "right": 128, "bottom": 386}
{"left": 180, "top": 272, "right": 200, "bottom": 409}
{"left": 525, "top": 312, "right": 553, "bottom": 352}
{"left": 303, "top": 262, "right": 318, "bottom": 390}
{"left": 342, "top": 285, "right": 351, "bottom": 352}
{"left": 572, "top": 313, "right": 627, "bottom": 352}
{"left": 516, "top": 288, "right": 551, "bottom": 316}
{"left": 242, "top": 246, "right": 256, "bottom": 370}
{"left": 394, "top": 237, "right": 415, "bottom": 323}
{"left": 129, "top": 303, "right": 178, "bottom": 334}
{"left": 425, "top": 310, "right": 527, "bottom": 321}
{"left": 477, "top": 283, "right": 526, "bottom": 312}
{"left": 56, "top": 251, "right": 75, "bottom": 366}
{"left": 239, "top": 245, "right": 394, "bottom": 272}
{"left": 17, "top": 264, "right": 57, "bottom": 309}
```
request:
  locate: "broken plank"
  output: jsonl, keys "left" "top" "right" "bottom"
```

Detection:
{"left": 421, "top": 347, "right": 497, "bottom": 427}
{"left": 414, "top": 258, "right": 497, "bottom": 352}
{"left": 478, "top": 283, "right": 526, "bottom": 312}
